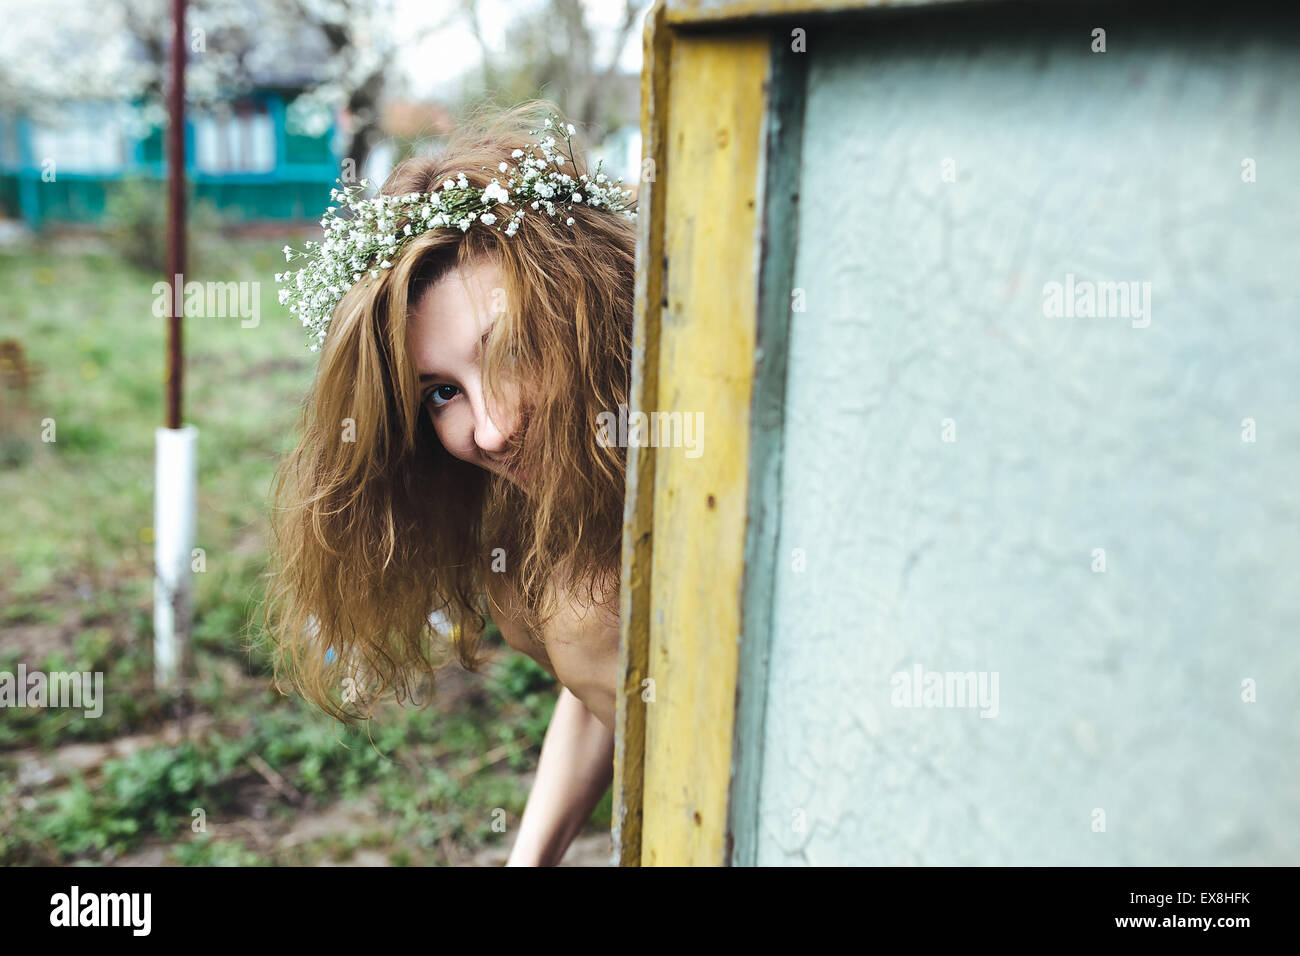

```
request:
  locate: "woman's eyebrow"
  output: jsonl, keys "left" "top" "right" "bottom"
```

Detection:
{"left": 417, "top": 326, "right": 494, "bottom": 382}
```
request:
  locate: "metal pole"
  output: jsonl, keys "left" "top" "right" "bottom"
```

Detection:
{"left": 155, "top": 0, "right": 195, "bottom": 691}
{"left": 166, "top": 0, "right": 185, "bottom": 428}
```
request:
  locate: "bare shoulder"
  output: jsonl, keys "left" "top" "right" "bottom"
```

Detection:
{"left": 484, "top": 571, "right": 557, "bottom": 679}
{"left": 486, "top": 567, "right": 620, "bottom": 729}
{"left": 541, "top": 572, "right": 620, "bottom": 729}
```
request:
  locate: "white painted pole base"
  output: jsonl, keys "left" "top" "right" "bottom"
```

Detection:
{"left": 154, "top": 425, "right": 198, "bottom": 689}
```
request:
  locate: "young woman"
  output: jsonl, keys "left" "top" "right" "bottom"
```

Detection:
{"left": 263, "top": 102, "right": 637, "bottom": 866}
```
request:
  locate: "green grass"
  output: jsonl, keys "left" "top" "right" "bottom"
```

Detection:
{"left": 0, "top": 236, "right": 309, "bottom": 594}
{"left": 0, "top": 232, "right": 588, "bottom": 866}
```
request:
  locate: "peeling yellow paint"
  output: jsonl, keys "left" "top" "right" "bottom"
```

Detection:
{"left": 636, "top": 29, "right": 769, "bottom": 867}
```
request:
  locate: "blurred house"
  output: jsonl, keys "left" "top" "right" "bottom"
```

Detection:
{"left": 592, "top": 123, "right": 641, "bottom": 196}
{"left": 0, "top": 72, "right": 340, "bottom": 230}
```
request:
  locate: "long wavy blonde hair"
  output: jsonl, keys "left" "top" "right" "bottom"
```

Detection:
{"left": 262, "top": 101, "right": 637, "bottom": 722}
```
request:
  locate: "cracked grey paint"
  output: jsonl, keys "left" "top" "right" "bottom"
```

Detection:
{"left": 755, "top": 15, "right": 1300, "bottom": 865}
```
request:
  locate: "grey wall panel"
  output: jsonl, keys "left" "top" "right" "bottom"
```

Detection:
{"left": 756, "top": 8, "right": 1300, "bottom": 865}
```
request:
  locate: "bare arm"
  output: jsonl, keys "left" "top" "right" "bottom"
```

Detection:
{"left": 506, "top": 685, "right": 615, "bottom": 866}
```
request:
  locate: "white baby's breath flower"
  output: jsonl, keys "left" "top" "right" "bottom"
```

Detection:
{"left": 280, "top": 112, "right": 636, "bottom": 351}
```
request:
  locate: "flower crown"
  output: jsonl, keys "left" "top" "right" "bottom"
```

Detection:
{"left": 276, "top": 115, "right": 637, "bottom": 351}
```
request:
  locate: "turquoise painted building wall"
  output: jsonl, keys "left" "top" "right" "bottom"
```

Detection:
{"left": 0, "top": 91, "right": 339, "bottom": 228}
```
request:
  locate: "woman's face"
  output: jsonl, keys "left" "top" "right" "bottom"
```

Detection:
{"left": 408, "top": 258, "right": 528, "bottom": 486}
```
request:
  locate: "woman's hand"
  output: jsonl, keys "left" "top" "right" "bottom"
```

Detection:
{"left": 506, "top": 685, "right": 614, "bottom": 866}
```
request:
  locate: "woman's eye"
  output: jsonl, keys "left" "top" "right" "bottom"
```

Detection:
{"left": 426, "top": 385, "right": 460, "bottom": 408}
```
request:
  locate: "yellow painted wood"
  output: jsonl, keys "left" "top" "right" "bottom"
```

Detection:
{"left": 612, "top": 0, "right": 672, "bottom": 868}
{"left": 639, "top": 29, "right": 770, "bottom": 867}
{"left": 665, "top": 0, "right": 960, "bottom": 26}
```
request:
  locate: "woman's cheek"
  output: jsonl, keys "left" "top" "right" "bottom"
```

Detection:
{"left": 434, "top": 409, "right": 476, "bottom": 465}
{"left": 431, "top": 415, "right": 458, "bottom": 460}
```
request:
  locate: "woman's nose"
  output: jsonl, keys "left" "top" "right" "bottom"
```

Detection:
{"left": 470, "top": 390, "right": 511, "bottom": 454}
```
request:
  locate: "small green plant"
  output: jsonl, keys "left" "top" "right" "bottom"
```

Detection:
{"left": 171, "top": 834, "right": 268, "bottom": 866}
